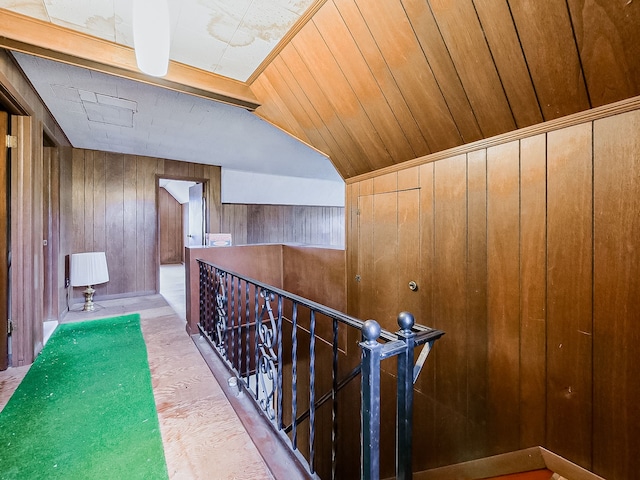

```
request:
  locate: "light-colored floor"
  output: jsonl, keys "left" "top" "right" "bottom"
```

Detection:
{"left": 160, "top": 263, "right": 187, "bottom": 321}
{"left": 0, "top": 267, "right": 275, "bottom": 480}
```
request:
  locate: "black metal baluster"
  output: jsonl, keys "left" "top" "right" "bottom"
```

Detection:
{"left": 309, "top": 309, "right": 316, "bottom": 475}
{"left": 276, "top": 295, "right": 283, "bottom": 431}
{"left": 236, "top": 276, "right": 242, "bottom": 372}
{"left": 254, "top": 286, "right": 260, "bottom": 402}
{"left": 360, "top": 320, "right": 382, "bottom": 480}
{"left": 230, "top": 274, "right": 236, "bottom": 367}
{"left": 396, "top": 312, "right": 416, "bottom": 480}
{"left": 245, "top": 281, "right": 250, "bottom": 383}
{"left": 291, "top": 302, "right": 298, "bottom": 450}
{"left": 198, "top": 262, "right": 206, "bottom": 333}
{"left": 223, "top": 272, "right": 230, "bottom": 361}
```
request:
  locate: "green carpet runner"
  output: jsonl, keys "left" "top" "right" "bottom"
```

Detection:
{"left": 0, "top": 314, "right": 168, "bottom": 479}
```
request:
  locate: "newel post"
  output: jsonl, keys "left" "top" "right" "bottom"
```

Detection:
{"left": 396, "top": 311, "right": 416, "bottom": 480}
{"left": 360, "top": 319, "right": 382, "bottom": 480}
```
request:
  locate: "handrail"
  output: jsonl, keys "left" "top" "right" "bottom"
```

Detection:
{"left": 196, "top": 259, "right": 444, "bottom": 480}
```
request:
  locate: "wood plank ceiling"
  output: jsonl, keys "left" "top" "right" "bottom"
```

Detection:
{"left": 251, "top": 0, "right": 640, "bottom": 180}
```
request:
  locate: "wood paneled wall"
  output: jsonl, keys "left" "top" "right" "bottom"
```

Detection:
{"left": 221, "top": 203, "right": 344, "bottom": 247}
{"left": 158, "top": 187, "right": 184, "bottom": 264}
{"left": 70, "top": 149, "right": 221, "bottom": 299}
{"left": 346, "top": 108, "right": 640, "bottom": 479}
{"left": 0, "top": 111, "right": 8, "bottom": 370}
{"left": 10, "top": 116, "right": 44, "bottom": 366}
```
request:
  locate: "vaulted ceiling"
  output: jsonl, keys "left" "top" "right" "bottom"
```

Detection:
{"left": 251, "top": 0, "right": 640, "bottom": 179}
{"left": 1, "top": 0, "right": 639, "bottom": 181}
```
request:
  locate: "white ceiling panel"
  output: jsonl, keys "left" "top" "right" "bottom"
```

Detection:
{"left": 13, "top": 52, "right": 342, "bottom": 182}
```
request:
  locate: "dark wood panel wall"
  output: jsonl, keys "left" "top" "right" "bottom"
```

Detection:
{"left": 10, "top": 116, "right": 44, "bottom": 366}
{"left": 70, "top": 149, "right": 221, "bottom": 299}
{"left": 221, "top": 203, "right": 345, "bottom": 247}
{"left": 158, "top": 187, "right": 184, "bottom": 264}
{"left": 346, "top": 108, "right": 640, "bottom": 479}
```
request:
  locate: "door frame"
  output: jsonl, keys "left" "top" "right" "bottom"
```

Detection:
{"left": 155, "top": 174, "right": 207, "bottom": 294}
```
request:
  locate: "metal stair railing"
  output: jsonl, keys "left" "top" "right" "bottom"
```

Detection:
{"left": 197, "top": 259, "right": 444, "bottom": 480}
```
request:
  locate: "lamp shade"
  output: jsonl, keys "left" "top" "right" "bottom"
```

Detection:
{"left": 133, "top": 0, "right": 171, "bottom": 77}
{"left": 71, "top": 252, "right": 110, "bottom": 287}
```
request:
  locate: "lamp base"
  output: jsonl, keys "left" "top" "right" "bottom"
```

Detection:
{"left": 82, "top": 286, "right": 96, "bottom": 311}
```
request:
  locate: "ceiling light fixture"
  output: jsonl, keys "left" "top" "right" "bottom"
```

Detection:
{"left": 132, "top": 0, "right": 171, "bottom": 77}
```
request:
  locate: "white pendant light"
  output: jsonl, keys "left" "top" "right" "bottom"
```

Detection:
{"left": 133, "top": 0, "right": 171, "bottom": 77}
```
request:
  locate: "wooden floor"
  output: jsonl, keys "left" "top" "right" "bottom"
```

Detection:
{"left": 0, "top": 265, "right": 276, "bottom": 479}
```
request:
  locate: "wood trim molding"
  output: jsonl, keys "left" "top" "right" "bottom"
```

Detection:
{"left": 411, "top": 447, "right": 606, "bottom": 480}
{"left": 346, "top": 95, "right": 640, "bottom": 184}
{"left": 0, "top": 9, "right": 260, "bottom": 110}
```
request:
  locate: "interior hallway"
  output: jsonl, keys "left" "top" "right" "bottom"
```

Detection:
{"left": 0, "top": 271, "right": 276, "bottom": 479}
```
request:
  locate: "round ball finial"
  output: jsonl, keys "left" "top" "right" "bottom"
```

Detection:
{"left": 362, "top": 320, "right": 381, "bottom": 344}
{"left": 397, "top": 311, "right": 415, "bottom": 332}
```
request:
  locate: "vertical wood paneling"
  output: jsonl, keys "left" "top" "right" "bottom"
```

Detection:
{"left": 546, "top": 123, "right": 593, "bottom": 468}
{"left": 105, "top": 153, "right": 124, "bottom": 296}
{"left": 123, "top": 157, "right": 137, "bottom": 292}
{"left": 433, "top": 154, "right": 468, "bottom": 465}
{"left": 159, "top": 188, "right": 183, "bottom": 264}
{"left": 254, "top": 69, "right": 315, "bottom": 147}
{"left": 31, "top": 119, "right": 44, "bottom": 357}
{"left": 373, "top": 191, "right": 399, "bottom": 330}
{"left": 400, "top": 0, "right": 483, "bottom": 144}
{"left": 292, "top": 22, "right": 394, "bottom": 170}
{"left": 11, "top": 116, "right": 44, "bottom": 365}
{"left": 280, "top": 45, "right": 370, "bottom": 176}
{"left": 397, "top": 188, "right": 421, "bottom": 319}
{"left": 70, "top": 150, "right": 221, "bottom": 298}
{"left": 83, "top": 150, "right": 94, "bottom": 250}
{"left": 334, "top": 0, "right": 431, "bottom": 156}
{"left": 346, "top": 183, "right": 359, "bottom": 317}
{"left": 486, "top": 140, "right": 520, "bottom": 455}
{"left": 428, "top": 0, "right": 516, "bottom": 137}
{"left": 466, "top": 149, "right": 488, "bottom": 458}
{"left": 71, "top": 148, "right": 84, "bottom": 252}
{"left": 92, "top": 151, "right": 107, "bottom": 297}
{"left": 42, "top": 147, "right": 61, "bottom": 321}
{"left": 346, "top": 108, "right": 640, "bottom": 474}
{"left": 143, "top": 157, "right": 158, "bottom": 292}
{"left": 566, "top": 0, "right": 640, "bottom": 108}
{"left": 415, "top": 162, "right": 436, "bottom": 469}
{"left": 519, "top": 134, "right": 547, "bottom": 448}
{"left": 593, "top": 109, "right": 640, "bottom": 480}
{"left": 508, "top": 0, "right": 591, "bottom": 120}
{"left": 269, "top": 57, "right": 351, "bottom": 174}
{"left": 472, "top": 0, "right": 543, "bottom": 128}
{"left": 221, "top": 203, "right": 344, "bottom": 248}
{"left": 353, "top": 0, "right": 463, "bottom": 151}
{"left": 0, "top": 112, "right": 8, "bottom": 369}
{"left": 357, "top": 194, "right": 374, "bottom": 321}
{"left": 314, "top": 1, "right": 417, "bottom": 162}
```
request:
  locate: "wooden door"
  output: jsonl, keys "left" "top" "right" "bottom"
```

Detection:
{"left": 356, "top": 188, "right": 421, "bottom": 332}
{"left": 0, "top": 111, "right": 8, "bottom": 370}
{"left": 188, "top": 183, "right": 204, "bottom": 246}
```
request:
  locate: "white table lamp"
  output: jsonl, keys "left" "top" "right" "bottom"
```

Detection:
{"left": 71, "top": 252, "right": 110, "bottom": 311}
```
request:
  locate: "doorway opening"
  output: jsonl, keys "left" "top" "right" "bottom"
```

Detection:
{"left": 157, "top": 178, "right": 206, "bottom": 320}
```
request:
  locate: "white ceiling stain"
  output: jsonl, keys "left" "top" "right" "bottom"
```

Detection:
{"left": 0, "top": 0, "right": 318, "bottom": 81}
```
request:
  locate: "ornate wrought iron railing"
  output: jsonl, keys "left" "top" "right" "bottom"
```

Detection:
{"left": 197, "top": 260, "right": 444, "bottom": 480}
